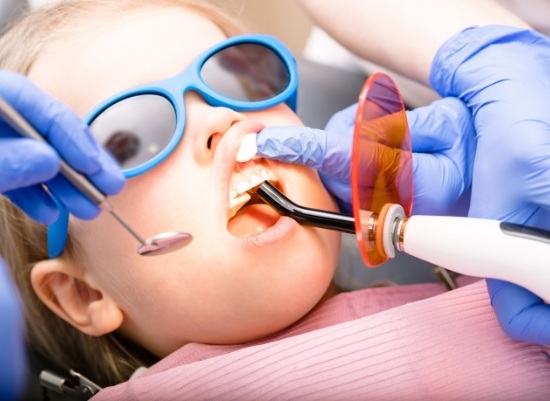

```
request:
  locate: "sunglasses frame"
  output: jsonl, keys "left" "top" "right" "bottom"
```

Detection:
{"left": 48, "top": 33, "right": 299, "bottom": 258}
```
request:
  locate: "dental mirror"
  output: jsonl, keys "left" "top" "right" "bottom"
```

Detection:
{"left": 136, "top": 231, "right": 192, "bottom": 256}
{"left": 0, "top": 96, "right": 193, "bottom": 257}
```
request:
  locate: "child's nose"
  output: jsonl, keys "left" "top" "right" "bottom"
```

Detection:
{"left": 184, "top": 92, "right": 245, "bottom": 163}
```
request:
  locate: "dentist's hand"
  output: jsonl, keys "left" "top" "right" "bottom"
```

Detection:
{"left": 0, "top": 258, "right": 25, "bottom": 401}
{"left": 0, "top": 71, "right": 125, "bottom": 224}
{"left": 257, "top": 97, "right": 475, "bottom": 216}
{"left": 430, "top": 25, "right": 550, "bottom": 345}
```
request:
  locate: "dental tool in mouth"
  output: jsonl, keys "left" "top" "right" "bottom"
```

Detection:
{"left": 246, "top": 72, "right": 550, "bottom": 303}
{"left": 0, "top": 96, "right": 192, "bottom": 257}
{"left": 249, "top": 181, "right": 355, "bottom": 233}
{"left": 234, "top": 134, "right": 355, "bottom": 233}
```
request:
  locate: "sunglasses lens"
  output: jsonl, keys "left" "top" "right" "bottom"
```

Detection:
{"left": 201, "top": 42, "right": 290, "bottom": 102}
{"left": 90, "top": 94, "right": 176, "bottom": 170}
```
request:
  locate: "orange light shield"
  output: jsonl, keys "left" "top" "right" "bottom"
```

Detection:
{"left": 351, "top": 72, "right": 413, "bottom": 266}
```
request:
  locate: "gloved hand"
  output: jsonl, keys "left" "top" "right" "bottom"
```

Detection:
{"left": 0, "top": 71, "right": 125, "bottom": 224}
{"left": 0, "top": 258, "right": 25, "bottom": 401}
{"left": 430, "top": 25, "right": 550, "bottom": 345}
{"left": 257, "top": 96, "right": 475, "bottom": 216}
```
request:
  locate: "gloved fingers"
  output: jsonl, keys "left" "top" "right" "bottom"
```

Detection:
{"left": 0, "top": 71, "right": 125, "bottom": 191}
{"left": 0, "top": 258, "right": 26, "bottom": 400}
{"left": 257, "top": 103, "right": 356, "bottom": 181}
{"left": 258, "top": 124, "right": 353, "bottom": 180}
{"left": 0, "top": 138, "right": 59, "bottom": 193}
{"left": 86, "top": 149, "right": 126, "bottom": 195}
{"left": 469, "top": 176, "right": 550, "bottom": 228}
{"left": 408, "top": 97, "right": 474, "bottom": 157}
{"left": 430, "top": 27, "right": 550, "bottom": 114}
{"left": 45, "top": 149, "right": 123, "bottom": 218}
{"left": 0, "top": 72, "right": 98, "bottom": 171}
{"left": 521, "top": 208, "right": 550, "bottom": 230}
{"left": 320, "top": 103, "right": 357, "bottom": 180}
{"left": 487, "top": 278, "right": 550, "bottom": 345}
{"left": 256, "top": 125, "right": 328, "bottom": 168}
{"left": 46, "top": 174, "right": 100, "bottom": 220}
{"left": 408, "top": 97, "right": 475, "bottom": 190}
{"left": 407, "top": 97, "right": 475, "bottom": 216}
{"left": 510, "top": 128, "right": 550, "bottom": 211}
{"left": 257, "top": 119, "right": 354, "bottom": 215}
{"left": 468, "top": 127, "right": 550, "bottom": 226}
{"left": 258, "top": 124, "right": 353, "bottom": 192}
{"left": 412, "top": 153, "right": 467, "bottom": 215}
{"left": 0, "top": 137, "right": 123, "bottom": 222}
{"left": 4, "top": 185, "right": 59, "bottom": 224}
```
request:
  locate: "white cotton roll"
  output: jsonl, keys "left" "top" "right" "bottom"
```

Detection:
{"left": 236, "top": 133, "right": 258, "bottom": 162}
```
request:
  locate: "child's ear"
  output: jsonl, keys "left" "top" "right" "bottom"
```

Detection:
{"left": 31, "top": 257, "right": 123, "bottom": 336}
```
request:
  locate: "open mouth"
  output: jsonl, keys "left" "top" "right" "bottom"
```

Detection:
{"left": 227, "top": 159, "right": 282, "bottom": 237}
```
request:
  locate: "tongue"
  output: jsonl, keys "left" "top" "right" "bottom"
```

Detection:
{"left": 228, "top": 204, "right": 281, "bottom": 237}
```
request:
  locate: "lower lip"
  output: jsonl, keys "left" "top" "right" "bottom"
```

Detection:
{"left": 230, "top": 215, "right": 298, "bottom": 249}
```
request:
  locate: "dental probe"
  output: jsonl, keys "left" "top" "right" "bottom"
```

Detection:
{"left": 252, "top": 181, "right": 550, "bottom": 303}
{"left": 0, "top": 96, "right": 192, "bottom": 256}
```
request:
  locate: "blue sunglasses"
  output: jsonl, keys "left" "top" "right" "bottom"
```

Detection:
{"left": 48, "top": 33, "right": 298, "bottom": 257}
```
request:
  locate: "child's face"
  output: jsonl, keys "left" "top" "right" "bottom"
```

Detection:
{"left": 29, "top": 7, "right": 340, "bottom": 356}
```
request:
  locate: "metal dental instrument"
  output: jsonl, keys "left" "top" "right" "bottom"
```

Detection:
{"left": 0, "top": 96, "right": 192, "bottom": 256}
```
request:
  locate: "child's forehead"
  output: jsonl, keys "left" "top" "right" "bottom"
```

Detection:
{"left": 29, "top": 7, "right": 228, "bottom": 116}
{"left": 39, "top": 7, "right": 227, "bottom": 72}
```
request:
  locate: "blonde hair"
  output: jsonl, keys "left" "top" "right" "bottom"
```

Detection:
{"left": 0, "top": 0, "right": 247, "bottom": 387}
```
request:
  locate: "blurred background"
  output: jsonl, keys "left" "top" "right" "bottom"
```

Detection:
{"left": 5, "top": 0, "right": 550, "bottom": 57}
{"left": 1, "top": 0, "right": 315, "bottom": 54}
{"left": 210, "top": 0, "right": 314, "bottom": 53}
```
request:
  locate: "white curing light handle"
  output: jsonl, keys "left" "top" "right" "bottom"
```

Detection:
{"left": 401, "top": 216, "right": 550, "bottom": 303}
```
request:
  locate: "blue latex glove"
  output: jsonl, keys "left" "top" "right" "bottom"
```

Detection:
{"left": 257, "top": 96, "right": 475, "bottom": 216}
{"left": 0, "top": 258, "right": 25, "bottom": 401}
{"left": 430, "top": 25, "right": 550, "bottom": 345}
{"left": 0, "top": 71, "right": 125, "bottom": 224}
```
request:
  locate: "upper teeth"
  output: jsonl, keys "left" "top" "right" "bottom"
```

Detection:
{"left": 228, "top": 162, "right": 277, "bottom": 219}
